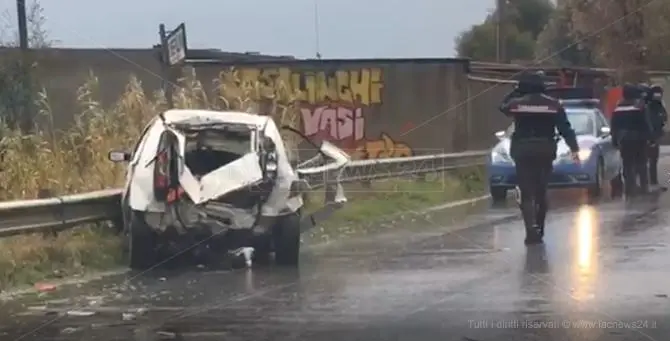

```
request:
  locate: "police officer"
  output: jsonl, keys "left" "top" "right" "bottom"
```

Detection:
{"left": 500, "top": 72, "right": 580, "bottom": 245}
{"left": 611, "top": 84, "right": 655, "bottom": 196}
{"left": 647, "top": 84, "right": 666, "bottom": 187}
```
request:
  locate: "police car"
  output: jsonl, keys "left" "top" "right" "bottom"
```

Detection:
{"left": 487, "top": 103, "right": 623, "bottom": 203}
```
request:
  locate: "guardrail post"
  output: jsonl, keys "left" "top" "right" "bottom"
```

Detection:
{"left": 38, "top": 188, "right": 58, "bottom": 238}
{"left": 324, "top": 184, "right": 337, "bottom": 203}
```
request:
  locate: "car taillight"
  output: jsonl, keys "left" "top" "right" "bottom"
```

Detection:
{"left": 155, "top": 150, "right": 168, "bottom": 189}
{"left": 167, "top": 187, "right": 185, "bottom": 203}
{"left": 154, "top": 149, "right": 171, "bottom": 202}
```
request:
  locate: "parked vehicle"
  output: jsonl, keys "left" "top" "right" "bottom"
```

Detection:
{"left": 108, "top": 109, "right": 349, "bottom": 269}
{"left": 487, "top": 106, "right": 623, "bottom": 203}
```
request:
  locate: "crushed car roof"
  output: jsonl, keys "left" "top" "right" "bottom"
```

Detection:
{"left": 162, "top": 109, "right": 272, "bottom": 127}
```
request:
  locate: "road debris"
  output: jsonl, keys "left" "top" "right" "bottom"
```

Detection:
{"left": 66, "top": 310, "right": 96, "bottom": 317}
{"left": 34, "top": 283, "right": 56, "bottom": 292}
{"left": 60, "top": 327, "right": 80, "bottom": 334}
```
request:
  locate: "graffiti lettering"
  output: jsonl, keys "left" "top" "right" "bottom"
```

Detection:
{"left": 300, "top": 106, "right": 365, "bottom": 142}
{"left": 224, "top": 66, "right": 417, "bottom": 159}
{"left": 234, "top": 67, "right": 383, "bottom": 105}
{"left": 353, "top": 133, "right": 413, "bottom": 159}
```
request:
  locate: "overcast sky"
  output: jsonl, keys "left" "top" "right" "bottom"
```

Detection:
{"left": 1, "top": 0, "right": 494, "bottom": 58}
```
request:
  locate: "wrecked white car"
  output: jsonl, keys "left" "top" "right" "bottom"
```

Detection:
{"left": 108, "top": 109, "right": 349, "bottom": 269}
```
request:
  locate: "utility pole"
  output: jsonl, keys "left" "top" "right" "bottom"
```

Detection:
{"left": 17, "top": 0, "right": 32, "bottom": 132}
{"left": 17, "top": 0, "right": 27, "bottom": 49}
{"left": 158, "top": 24, "right": 175, "bottom": 108}
{"left": 496, "top": 0, "right": 507, "bottom": 62}
{"left": 313, "top": 0, "right": 322, "bottom": 59}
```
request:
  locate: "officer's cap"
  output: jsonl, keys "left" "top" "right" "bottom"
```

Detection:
{"left": 517, "top": 71, "right": 545, "bottom": 93}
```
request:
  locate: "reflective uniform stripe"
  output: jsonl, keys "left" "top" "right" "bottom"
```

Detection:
{"left": 509, "top": 105, "right": 558, "bottom": 113}
{"left": 614, "top": 105, "right": 643, "bottom": 112}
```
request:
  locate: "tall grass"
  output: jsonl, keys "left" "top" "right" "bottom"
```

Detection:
{"left": 0, "top": 67, "right": 302, "bottom": 200}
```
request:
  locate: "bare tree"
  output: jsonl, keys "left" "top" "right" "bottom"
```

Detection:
{"left": 0, "top": 0, "right": 53, "bottom": 47}
{"left": 0, "top": 0, "right": 53, "bottom": 130}
{"left": 566, "top": 0, "right": 659, "bottom": 82}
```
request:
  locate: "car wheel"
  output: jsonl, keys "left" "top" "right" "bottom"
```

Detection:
{"left": 252, "top": 233, "right": 273, "bottom": 266}
{"left": 587, "top": 159, "right": 604, "bottom": 199}
{"left": 273, "top": 211, "right": 301, "bottom": 267}
{"left": 128, "top": 210, "right": 158, "bottom": 270}
{"left": 490, "top": 187, "right": 507, "bottom": 203}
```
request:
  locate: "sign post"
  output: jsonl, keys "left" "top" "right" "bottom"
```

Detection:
{"left": 158, "top": 23, "right": 187, "bottom": 108}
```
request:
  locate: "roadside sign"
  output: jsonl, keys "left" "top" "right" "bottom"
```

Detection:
{"left": 166, "top": 23, "right": 187, "bottom": 65}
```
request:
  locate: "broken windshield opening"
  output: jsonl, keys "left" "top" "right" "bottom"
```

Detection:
{"left": 182, "top": 128, "right": 253, "bottom": 177}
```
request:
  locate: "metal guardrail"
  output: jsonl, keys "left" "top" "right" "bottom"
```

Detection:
{"left": 300, "top": 150, "right": 488, "bottom": 184}
{"left": 0, "top": 189, "right": 123, "bottom": 238}
{"left": 0, "top": 151, "right": 489, "bottom": 238}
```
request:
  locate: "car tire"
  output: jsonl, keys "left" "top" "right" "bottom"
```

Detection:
{"left": 273, "top": 211, "right": 301, "bottom": 267}
{"left": 490, "top": 187, "right": 507, "bottom": 204}
{"left": 252, "top": 233, "right": 273, "bottom": 266}
{"left": 128, "top": 210, "right": 158, "bottom": 270}
{"left": 587, "top": 159, "right": 604, "bottom": 200}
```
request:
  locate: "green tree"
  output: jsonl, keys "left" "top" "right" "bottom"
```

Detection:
{"left": 508, "top": 0, "right": 554, "bottom": 38}
{"left": 455, "top": 0, "right": 554, "bottom": 62}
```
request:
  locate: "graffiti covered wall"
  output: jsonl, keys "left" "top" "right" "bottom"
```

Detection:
{"left": 193, "top": 59, "right": 470, "bottom": 159}
{"left": 11, "top": 50, "right": 475, "bottom": 153}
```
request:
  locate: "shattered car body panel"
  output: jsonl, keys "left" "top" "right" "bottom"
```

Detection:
{"left": 123, "top": 109, "right": 350, "bottom": 236}
{"left": 128, "top": 110, "right": 297, "bottom": 212}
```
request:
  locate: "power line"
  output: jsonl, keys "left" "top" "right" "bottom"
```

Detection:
{"left": 313, "top": 0, "right": 321, "bottom": 59}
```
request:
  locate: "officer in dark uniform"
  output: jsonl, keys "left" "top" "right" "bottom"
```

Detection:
{"left": 611, "top": 84, "right": 655, "bottom": 196}
{"left": 500, "top": 72, "right": 580, "bottom": 245}
{"left": 647, "top": 84, "right": 666, "bottom": 187}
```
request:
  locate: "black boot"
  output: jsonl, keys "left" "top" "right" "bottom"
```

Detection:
{"left": 520, "top": 201, "right": 539, "bottom": 245}
{"left": 649, "top": 165, "right": 658, "bottom": 186}
{"left": 524, "top": 224, "right": 544, "bottom": 245}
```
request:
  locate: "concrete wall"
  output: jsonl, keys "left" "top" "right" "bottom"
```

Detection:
{"left": 465, "top": 79, "right": 514, "bottom": 150}
{"left": 3, "top": 48, "right": 517, "bottom": 155}
{"left": 0, "top": 48, "right": 291, "bottom": 130}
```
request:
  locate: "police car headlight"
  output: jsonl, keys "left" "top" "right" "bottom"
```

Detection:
{"left": 577, "top": 149, "right": 592, "bottom": 161}
{"left": 491, "top": 149, "right": 512, "bottom": 164}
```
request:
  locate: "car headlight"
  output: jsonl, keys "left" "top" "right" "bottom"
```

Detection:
{"left": 557, "top": 148, "right": 592, "bottom": 162}
{"left": 577, "top": 149, "right": 591, "bottom": 161}
{"left": 491, "top": 149, "right": 512, "bottom": 163}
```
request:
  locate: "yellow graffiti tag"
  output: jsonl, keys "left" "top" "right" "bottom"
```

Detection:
{"left": 353, "top": 133, "right": 413, "bottom": 159}
{"left": 230, "top": 67, "right": 383, "bottom": 105}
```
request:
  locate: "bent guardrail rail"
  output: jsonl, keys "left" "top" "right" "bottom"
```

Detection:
{"left": 0, "top": 151, "right": 489, "bottom": 238}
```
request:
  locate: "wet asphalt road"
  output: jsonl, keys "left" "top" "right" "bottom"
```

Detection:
{"left": 2, "top": 162, "right": 670, "bottom": 340}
